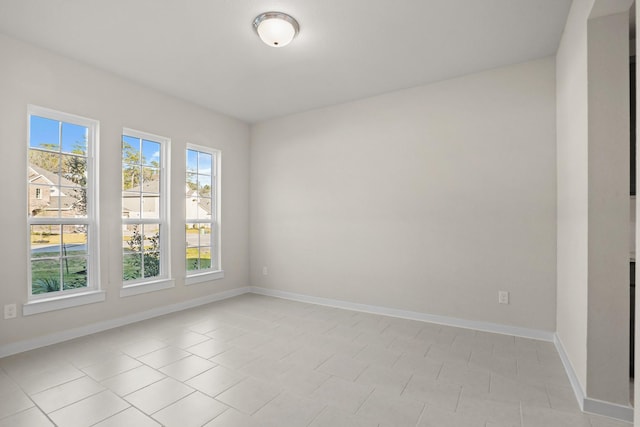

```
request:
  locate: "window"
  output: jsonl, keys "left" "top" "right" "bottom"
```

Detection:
{"left": 121, "top": 129, "right": 172, "bottom": 296}
{"left": 26, "top": 106, "right": 102, "bottom": 313}
{"left": 186, "top": 145, "right": 222, "bottom": 284}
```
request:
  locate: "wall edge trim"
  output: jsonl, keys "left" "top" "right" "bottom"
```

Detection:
{"left": 554, "top": 334, "right": 587, "bottom": 410}
{"left": 249, "top": 286, "right": 554, "bottom": 341}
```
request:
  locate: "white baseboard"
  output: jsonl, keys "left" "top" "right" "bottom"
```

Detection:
{"left": 0, "top": 286, "right": 250, "bottom": 358}
{"left": 554, "top": 334, "right": 586, "bottom": 410}
{"left": 249, "top": 286, "right": 555, "bottom": 341}
{"left": 583, "top": 398, "right": 633, "bottom": 422}
{"left": 554, "top": 334, "right": 634, "bottom": 423}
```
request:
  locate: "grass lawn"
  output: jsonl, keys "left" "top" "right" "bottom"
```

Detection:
{"left": 31, "top": 233, "right": 86, "bottom": 245}
{"left": 186, "top": 247, "right": 211, "bottom": 271}
{"left": 31, "top": 256, "right": 87, "bottom": 294}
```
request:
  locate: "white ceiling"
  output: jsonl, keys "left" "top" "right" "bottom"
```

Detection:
{"left": 0, "top": 0, "right": 572, "bottom": 123}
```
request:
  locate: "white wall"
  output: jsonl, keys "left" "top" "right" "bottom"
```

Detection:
{"left": 251, "top": 57, "right": 557, "bottom": 332}
{"left": 0, "top": 34, "right": 250, "bottom": 347}
{"left": 557, "top": 0, "right": 632, "bottom": 409}
{"left": 586, "top": 10, "right": 630, "bottom": 405}
{"left": 556, "top": 0, "right": 593, "bottom": 396}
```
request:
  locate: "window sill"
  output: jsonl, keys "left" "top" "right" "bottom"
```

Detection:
{"left": 23, "top": 290, "right": 106, "bottom": 316}
{"left": 185, "top": 270, "right": 225, "bottom": 286}
{"left": 120, "top": 278, "right": 175, "bottom": 297}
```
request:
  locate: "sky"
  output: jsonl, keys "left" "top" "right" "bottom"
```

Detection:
{"left": 187, "top": 149, "right": 213, "bottom": 177}
{"left": 122, "top": 134, "right": 161, "bottom": 166}
{"left": 31, "top": 115, "right": 214, "bottom": 183}
{"left": 30, "top": 115, "right": 87, "bottom": 154}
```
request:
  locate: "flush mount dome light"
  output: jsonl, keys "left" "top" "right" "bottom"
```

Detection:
{"left": 253, "top": 12, "right": 299, "bottom": 47}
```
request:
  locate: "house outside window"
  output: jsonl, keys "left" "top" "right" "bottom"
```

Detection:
{"left": 186, "top": 145, "right": 223, "bottom": 284}
{"left": 121, "top": 128, "right": 173, "bottom": 296}
{"left": 27, "top": 105, "right": 100, "bottom": 306}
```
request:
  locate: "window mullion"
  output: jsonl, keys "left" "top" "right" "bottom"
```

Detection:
{"left": 29, "top": 218, "right": 91, "bottom": 225}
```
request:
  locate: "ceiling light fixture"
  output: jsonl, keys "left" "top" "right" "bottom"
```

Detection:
{"left": 253, "top": 12, "right": 299, "bottom": 48}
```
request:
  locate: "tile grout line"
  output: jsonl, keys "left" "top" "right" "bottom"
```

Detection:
{"left": 0, "top": 364, "right": 62, "bottom": 426}
{"left": 87, "top": 405, "right": 131, "bottom": 427}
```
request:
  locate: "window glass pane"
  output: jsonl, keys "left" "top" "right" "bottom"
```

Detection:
{"left": 29, "top": 153, "right": 65, "bottom": 218}
{"left": 123, "top": 224, "right": 140, "bottom": 251}
{"left": 123, "top": 224, "right": 160, "bottom": 280}
{"left": 142, "top": 167, "right": 160, "bottom": 193}
{"left": 142, "top": 224, "right": 160, "bottom": 249}
{"left": 186, "top": 173, "right": 197, "bottom": 192}
{"left": 122, "top": 192, "right": 141, "bottom": 219}
{"left": 46, "top": 192, "right": 62, "bottom": 218}
{"left": 199, "top": 224, "right": 211, "bottom": 248}
{"left": 200, "top": 246, "right": 212, "bottom": 269}
{"left": 123, "top": 224, "right": 143, "bottom": 280}
{"left": 186, "top": 222, "right": 199, "bottom": 271}
{"left": 186, "top": 246, "right": 200, "bottom": 271}
{"left": 62, "top": 226, "right": 88, "bottom": 256}
{"left": 185, "top": 197, "right": 196, "bottom": 220}
{"left": 197, "top": 174, "right": 211, "bottom": 198}
{"left": 29, "top": 184, "right": 50, "bottom": 217}
{"left": 31, "top": 259, "right": 61, "bottom": 294}
{"left": 123, "top": 253, "right": 142, "bottom": 281}
{"left": 185, "top": 223, "right": 214, "bottom": 272}
{"left": 29, "top": 149, "right": 61, "bottom": 178}
{"left": 187, "top": 149, "right": 198, "bottom": 173}
{"left": 123, "top": 163, "right": 142, "bottom": 190}
{"left": 141, "top": 195, "right": 160, "bottom": 219}
{"left": 30, "top": 116, "right": 59, "bottom": 151}
{"left": 198, "top": 152, "right": 212, "bottom": 174}
{"left": 197, "top": 198, "right": 212, "bottom": 220}
{"left": 122, "top": 136, "right": 141, "bottom": 163}
{"left": 62, "top": 257, "right": 88, "bottom": 290}
{"left": 29, "top": 151, "right": 61, "bottom": 180}
{"left": 186, "top": 222, "right": 199, "bottom": 246}
{"left": 58, "top": 186, "right": 86, "bottom": 218}
{"left": 61, "top": 122, "right": 88, "bottom": 155}
{"left": 61, "top": 155, "right": 87, "bottom": 187}
{"left": 31, "top": 225, "right": 61, "bottom": 258}
{"left": 142, "top": 224, "right": 160, "bottom": 278}
{"left": 142, "top": 140, "right": 161, "bottom": 166}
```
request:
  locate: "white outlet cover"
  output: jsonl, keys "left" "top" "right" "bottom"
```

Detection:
{"left": 498, "top": 291, "right": 509, "bottom": 304}
{"left": 4, "top": 304, "right": 17, "bottom": 319}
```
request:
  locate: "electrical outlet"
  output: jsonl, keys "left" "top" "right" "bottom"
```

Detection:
{"left": 498, "top": 291, "right": 509, "bottom": 305}
{"left": 4, "top": 304, "right": 17, "bottom": 319}
{"left": 262, "top": 266, "right": 268, "bottom": 276}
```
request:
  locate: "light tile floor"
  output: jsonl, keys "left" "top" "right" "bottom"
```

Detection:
{"left": 0, "top": 293, "right": 632, "bottom": 426}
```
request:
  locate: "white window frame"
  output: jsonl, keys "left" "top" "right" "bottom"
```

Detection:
{"left": 120, "top": 128, "right": 173, "bottom": 297}
{"left": 185, "top": 144, "right": 223, "bottom": 285}
{"left": 24, "top": 105, "right": 104, "bottom": 316}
